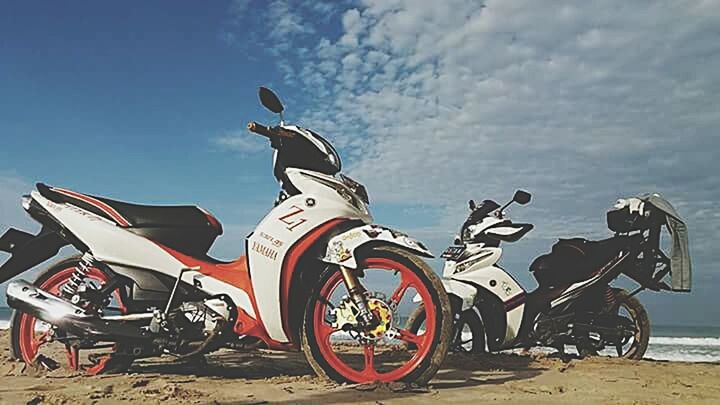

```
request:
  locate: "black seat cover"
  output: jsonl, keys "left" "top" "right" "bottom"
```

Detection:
{"left": 93, "top": 198, "right": 215, "bottom": 229}
{"left": 37, "top": 183, "right": 222, "bottom": 256}
{"left": 530, "top": 236, "right": 629, "bottom": 287}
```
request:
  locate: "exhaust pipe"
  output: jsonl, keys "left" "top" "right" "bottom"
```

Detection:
{"left": 6, "top": 279, "right": 150, "bottom": 340}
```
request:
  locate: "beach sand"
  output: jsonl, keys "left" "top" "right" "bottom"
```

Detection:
{"left": 1, "top": 330, "right": 718, "bottom": 405}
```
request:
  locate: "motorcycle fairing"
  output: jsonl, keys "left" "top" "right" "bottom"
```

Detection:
{"left": 437, "top": 279, "right": 476, "bottom": 310}
{"left": 148, "top": 245, "right": 298, "bottom": 349}
{"left": 246, "top": 168, "right": 372, "bottom": 342}
{"left": 322, "top": 224, "right": 433, "bottom": 269}
{"left": 452, "top": 265, "right": 526, "bottom": 346}
{"left": 442, "top": 246, "right": 526, "bottom": 346}
{"left": 442, "top": 245, "right": 501, "bottom": 276}
{"left": 483, "top": 223, "right": 534, "bottom": 242}
{"left": 26, "top": 191, "right": 257, "bottom": 319}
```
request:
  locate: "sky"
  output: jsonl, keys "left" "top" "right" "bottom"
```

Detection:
{"left": 1, "top": 0, "right": 718, "bottom": 326}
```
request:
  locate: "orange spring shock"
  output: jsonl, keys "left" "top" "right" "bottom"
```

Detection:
{"left": 60, "top": 252, "right": 95, "bottom": 298}
{"left": 604, "top": 287, "right": 617, "bottom": 310}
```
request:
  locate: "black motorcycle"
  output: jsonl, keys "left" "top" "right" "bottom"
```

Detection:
{"left": 407, "top": 192, "right": 691, "bottom": 359}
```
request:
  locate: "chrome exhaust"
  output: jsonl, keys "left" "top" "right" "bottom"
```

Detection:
{"left": 6, "top": 279, "right": 150, "bottom": 339}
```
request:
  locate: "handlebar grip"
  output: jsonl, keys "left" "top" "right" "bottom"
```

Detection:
{"left": 247, "top": 121, "right": 274, "bottom": 138}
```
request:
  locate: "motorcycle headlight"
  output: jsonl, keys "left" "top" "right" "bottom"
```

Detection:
{"left": 305, "top": 174, "right": 367, "bottom": 212}
{"left": 340, "top": 174, "right": 369, "bottom": 204}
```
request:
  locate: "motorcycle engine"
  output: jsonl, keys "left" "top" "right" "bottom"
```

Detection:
{"left": 149, "top": 296, "right": 235, "bottom": 356}
{"left": 177, "top": 298, "right": 232, "bottom": 336}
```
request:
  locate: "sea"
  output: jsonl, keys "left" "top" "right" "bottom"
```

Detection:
{"left": 1, "top": 307, "right": 717, "bottom": 363}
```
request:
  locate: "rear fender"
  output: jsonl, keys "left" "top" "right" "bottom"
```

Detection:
{"left": 0, "top": 227, "right": 69, "bottom": 284}
{"left": 321, "top": 224, "right": 433, "bottom": 269}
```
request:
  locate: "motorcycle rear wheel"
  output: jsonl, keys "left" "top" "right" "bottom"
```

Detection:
{"left": 610, "top": 288, "right": 650, "bottom": 359}
{"left": 576, "top": 288, "right": 650, "bottom": 360}
{"left": 301, "top": 246, "right": 452, "bottom": 384}
{"left": 10, "top": 256, "right": 135, "bottom": 374}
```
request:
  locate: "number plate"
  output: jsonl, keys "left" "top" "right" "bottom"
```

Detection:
{"left": 441, "top": 246, "right": 466, "bottom": 260}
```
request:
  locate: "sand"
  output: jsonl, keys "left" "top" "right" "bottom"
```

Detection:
{"left": 0, "top": 330, "right": 718, "bottom": 405}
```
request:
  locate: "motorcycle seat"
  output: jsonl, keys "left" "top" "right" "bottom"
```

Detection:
{"left": 37, "top": 183, "right": 223, "bottom": 256}
{"left": 530, "top": 236, "right": 630, "bottom": 287}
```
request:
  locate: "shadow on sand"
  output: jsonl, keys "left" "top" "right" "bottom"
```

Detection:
{"left": 129, "top": 350, "right": 546, "bottom": 404}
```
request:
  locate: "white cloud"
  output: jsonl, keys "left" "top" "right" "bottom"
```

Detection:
{"left": 267, "top": 0, "right": 315, "bottom": 41}
{"left": 219, "top": 1, "right": 719, "bottom": 323}
{"left": 291, "top": 0, "right": 718, "bottom": 223}
{"left": 246, "top": 0, "right": 719, "bottom": 318}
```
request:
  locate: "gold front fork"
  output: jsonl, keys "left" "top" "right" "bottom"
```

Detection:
{"left": 339, "top": 266, "right": 374, "bottom": 326}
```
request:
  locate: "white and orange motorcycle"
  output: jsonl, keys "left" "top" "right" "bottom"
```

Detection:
{"left": 0, "top": 87, "right": 451, "bottom": 384}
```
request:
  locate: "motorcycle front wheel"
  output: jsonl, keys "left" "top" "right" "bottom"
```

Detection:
{"left": 301, "top": 246, "right": 452, "bottom": 384}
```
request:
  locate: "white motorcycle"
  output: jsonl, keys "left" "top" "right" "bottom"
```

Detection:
{"left": 407, "top": 190, "right": 691, "bottom": 359}
{"left": 0, "top": 87, "right": 452, "bottom": 384}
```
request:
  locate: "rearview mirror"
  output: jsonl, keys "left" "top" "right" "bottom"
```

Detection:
{"left": 468, "top": 200, "right": 476, "bottom": 210}
{"left": 258, "top": 87, "right": 284, "bottom": 114}
{"left": 513, "top": 190, "right": 531, "bottom": 205}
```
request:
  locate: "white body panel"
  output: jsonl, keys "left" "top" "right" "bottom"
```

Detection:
{"left": 443, "top": 245, "right": 526, "bottom": 346}
{"left": 437, "top": 278, "right": 477, "bottom": 311}
{"left": 30, "top": 167, "right": 392, "bottom": 344}
{"left": 30, "top": 191, "right": 257, "bottom": 316}
{"left": 441, "top": 245, "right": 502, "bottom": 277}
{"left": 247, "top": 168, "right": 372, "bottom": 342}
{"left": 32, "top": 191, "right": 184, "bottom": 272}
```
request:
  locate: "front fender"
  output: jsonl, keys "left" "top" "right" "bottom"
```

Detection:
{"left": 321, "top": 224, "right": 433, "bottom": 269}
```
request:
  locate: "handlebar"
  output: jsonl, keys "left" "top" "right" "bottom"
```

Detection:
{"left": 247, "top": 121, "right": 296, "bottom": 139}
{"left": 247, "top": 121, "right": 274, "bottom": 138}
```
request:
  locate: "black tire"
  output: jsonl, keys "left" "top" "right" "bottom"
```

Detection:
{"left": 611, "top": 288, "right": 650, "bottom": 360}
{"left": 301, "top": 246, "right": 452, "bottom": 385}
{"left": 575, "top": 288, "right": 650, "bottom": 360}
{"left": 10, "top": 255, "right": 135, "bottom": 373}
{"left": 406, "top": 305, "right": 486, "bottom": 354}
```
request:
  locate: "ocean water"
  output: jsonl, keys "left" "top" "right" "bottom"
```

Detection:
{"left": 0, "top": 307, "right": 10, "bottom": 330}
{"left": 644, "top": 325, "right": 720, "bottom": 363}
{"left": 0, "top": 306, "right": 717, "bottom": 363}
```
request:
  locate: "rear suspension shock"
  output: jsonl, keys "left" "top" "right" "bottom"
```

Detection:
{"left": 60, "top": 252, "right": 96, "bottom": 299}
{"left": 603, "top": 286, "right": 617, "bottom": 311}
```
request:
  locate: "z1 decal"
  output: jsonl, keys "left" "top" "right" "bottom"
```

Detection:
{"left": 278, "top": 205, "right": 308, "bottom": 231}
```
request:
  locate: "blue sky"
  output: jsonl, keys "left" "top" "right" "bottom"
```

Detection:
{"left": 1, "top": 0, "right": 719, "bottom": 326}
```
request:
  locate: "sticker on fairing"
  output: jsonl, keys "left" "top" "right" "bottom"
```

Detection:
{"left": 441, "top": 246, "right": 466, "bottom": 260}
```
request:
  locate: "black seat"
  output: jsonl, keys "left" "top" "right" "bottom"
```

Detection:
{"left": 530, "top": 236, "right": 631, "bottom": 287}
{"left": 37, "top": 183, "right": 222, "bottom": 256}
